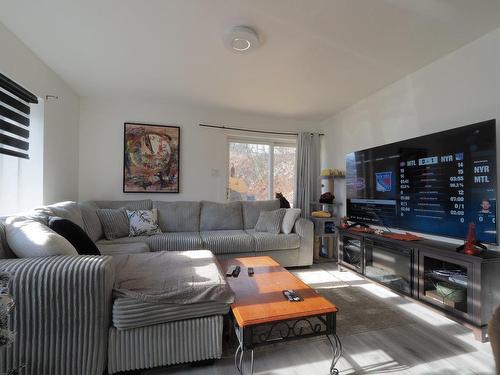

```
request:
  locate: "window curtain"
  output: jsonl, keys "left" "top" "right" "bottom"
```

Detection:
{"left": 294, "top": 132, "right": 321, "bottom": 217}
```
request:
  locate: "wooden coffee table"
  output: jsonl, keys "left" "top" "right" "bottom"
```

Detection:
{"left": 220, "top": 256, "right": 342, "bottom": 375}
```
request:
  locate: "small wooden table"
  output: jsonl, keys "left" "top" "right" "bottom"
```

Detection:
{"left": 220, "top": 256, "right": 342, "bottom": 375}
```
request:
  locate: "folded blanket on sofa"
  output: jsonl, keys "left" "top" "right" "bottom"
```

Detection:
{"left": 111, "top": 250, "right": 234, "bottom": 305}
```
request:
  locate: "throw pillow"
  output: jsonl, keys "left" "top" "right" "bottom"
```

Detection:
{"left": 281, "top": 208, "right": 301, "bottom": 234}
{"left": 48, "top": 217, "right": 100, "bottom": 255}
{"left": 5, "top": 216, "right": 78, "bottom": 258}
{"left": 96, "top": 208, "right": 129, "bottom": 240}
{"left": 254, "top": 209, "right": 286, "bottom": 234}
{"left": 126, "top": 209, "right": 161, "bottom": 236}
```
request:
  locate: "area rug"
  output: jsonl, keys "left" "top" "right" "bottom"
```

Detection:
{"left": 318, "top": 285, "right": 415, "bottom": 337}
{"left": 222, "top": 285, "right": 415, "bottom": 355}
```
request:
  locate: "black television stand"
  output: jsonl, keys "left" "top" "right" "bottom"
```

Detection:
{"left": 338, "top": 227, "right": 500, "bottom": 342}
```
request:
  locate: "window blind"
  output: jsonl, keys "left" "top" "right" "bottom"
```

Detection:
{"left": 0, "top": 73, "right": 38, "bottom": 159}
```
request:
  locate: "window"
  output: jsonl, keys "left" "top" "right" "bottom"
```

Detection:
{"left": 0, "top": 73, "right": 42, "bottom": 216}
{"left": 228, "top": 139, "right": 296, "bottom": 204}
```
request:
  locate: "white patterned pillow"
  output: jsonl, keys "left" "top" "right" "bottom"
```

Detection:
{"left": 281, "top": 208, "right": 301, "bottom": 234}
{"left": 126, "top": 209, "right": 161, "bottom": 237}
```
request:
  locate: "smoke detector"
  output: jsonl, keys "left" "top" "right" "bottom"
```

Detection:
{"left": 224, "top": 26, "right": 260, "bottom": 53}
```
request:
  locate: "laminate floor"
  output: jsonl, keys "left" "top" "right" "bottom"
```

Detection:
{"left": 144, "top": 262, "right": 495, "bottom": 375}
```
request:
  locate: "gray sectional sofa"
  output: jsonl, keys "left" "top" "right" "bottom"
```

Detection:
{"left": 0, "top": 199, "right": 313, "bottom": 375}
{"left": 92, "top": 199, "right": 313, "bottom": 267}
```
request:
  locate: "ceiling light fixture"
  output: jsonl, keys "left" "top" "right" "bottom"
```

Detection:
{"left": 224, "top": 26, "right": 260, "bottom": 53}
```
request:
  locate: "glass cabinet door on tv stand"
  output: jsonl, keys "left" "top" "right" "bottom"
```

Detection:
{"left": 364, "top": 239, "right": 415, "bottom": 297}
{"left": 339, "top": 233, "right": 363, "bottom": 272}
{"left": 418, "top": 250, "right": 474, "bottom": 322}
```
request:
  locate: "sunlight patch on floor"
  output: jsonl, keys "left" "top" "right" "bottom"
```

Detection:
{"left": 328, "top": 269, "right": 365, "bottom": 282}
{"left": 293, "top": 269, "right": 342, "bottom": 285}
{"left": 346, "top": 349, "right": 407, "bottom": 374}
{"left": 395, "top": 300, "right": 454, "bottom": 327}
{"left": 358, "top": 282, "right": 400, "bottom": 299}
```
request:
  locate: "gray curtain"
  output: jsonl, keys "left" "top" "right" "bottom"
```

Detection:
{"left": 294, "top": 132, "right": 321, "bottom": 217}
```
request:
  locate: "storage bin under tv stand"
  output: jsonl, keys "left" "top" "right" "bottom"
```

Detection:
{"left": 338, "top": 228, "right": 500, "bottom": 342}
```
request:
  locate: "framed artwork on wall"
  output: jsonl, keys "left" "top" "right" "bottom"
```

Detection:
{"left": 123, "top": 122, "right": 180, "bottom": 193}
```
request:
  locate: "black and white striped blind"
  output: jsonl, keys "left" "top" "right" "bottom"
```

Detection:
{"left": 0, "top": 73, "right": 38, "bottom": 159}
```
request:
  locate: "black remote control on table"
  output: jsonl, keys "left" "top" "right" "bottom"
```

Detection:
{"left": 248, "top": 267, "right": 254, "bottom": 276}
{"left": 232, "top": 266, "right": 241, "bottom": 278}
{"left": 226, "top": 265, "right": 237, "bottom": 277}
{"left": 283, "top": 289, "right": 303, "bottom": 302}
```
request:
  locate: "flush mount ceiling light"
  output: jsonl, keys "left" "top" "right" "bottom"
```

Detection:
{"left": 224, "top": 26, "right": 260, "bottom": 53}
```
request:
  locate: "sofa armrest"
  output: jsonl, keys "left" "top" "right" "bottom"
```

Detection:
{"left": 293, "top": 218, "right": 314, "bottom": 266}
{"left": 0, "top": 255, "right": 115, "bottom": 375}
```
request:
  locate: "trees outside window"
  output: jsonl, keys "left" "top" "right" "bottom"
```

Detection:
{"left": 228, "top": 140, "right": 296, "bottom": 204}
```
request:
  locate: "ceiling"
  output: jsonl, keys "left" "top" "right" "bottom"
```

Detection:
{"left": 2, "top": 0, "right": 500, "bottom": 121}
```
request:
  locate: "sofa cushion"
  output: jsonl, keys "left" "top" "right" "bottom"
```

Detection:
{"left": 112, "top": 250, "right": 234, "bottom": 304}
{"left": 241, "top": 200, "right": 280, "bottom": 229}
{"left": 96, "top": 208, "right": 129, "bottom": 240}
{"left": 79, "top": 201, "right": 104, "bottom": 242}
{"left": 200, "top": 230, "right": 254, "bottom": 254}
{"left": 112, "top": 297, "right": 229, "bottom": 330}
{"left": 246, "top": 229, "right": 300, "bottom": 251}
{"left": 255, "top": 208, "right": 286, "bottom": 234}
{"left": 93, "top": 199, "right": 153, "bottom": 210}
{"left": 48, "top": 217, "right": 100, "bottom": 255}
{"left": 5, "top": 216, "right": 78, "bottom": 258}
{"left": 97, "top": 242, "right": 150, "bottom": 255}
{"left": 200, "top": 201, "right": 243, "bottom": 231}
{"left": 96, "top": 236, "right": 150, "bottom": 245}
{"left": 153, "top": 201, "right": 200, "bottom": 232}
{"left": 146, "top": 232, "right": 203, "bottom": 252}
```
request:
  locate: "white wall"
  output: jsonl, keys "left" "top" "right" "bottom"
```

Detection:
{"left": 79, "top": 97, "right": 314, "bottom": 202}
{"left": 320, "top": 27, "right": 500, "bottom": 243}
{"left": 0, "top": 22, "right": 80, "bottom": 204}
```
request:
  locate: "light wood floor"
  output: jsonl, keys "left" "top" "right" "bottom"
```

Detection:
{"left": 145, "top": 262, "right": 495, "bottom": 375}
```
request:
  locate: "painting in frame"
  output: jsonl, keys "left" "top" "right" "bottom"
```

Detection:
{"left": 123, "top": 122, "right": 180, "bottom": 193}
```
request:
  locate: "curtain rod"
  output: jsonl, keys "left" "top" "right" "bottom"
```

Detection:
{"left": 199, "top": 123, "right": 324, "bottom": 136}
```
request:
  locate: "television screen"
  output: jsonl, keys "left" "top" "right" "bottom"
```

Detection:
{"left": 346, "top": 119, "right": 497, "bottom": 244}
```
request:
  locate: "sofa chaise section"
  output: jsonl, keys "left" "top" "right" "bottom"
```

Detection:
{"left": 108, "top": 315, "right": 224, "bottom": 373}
{"left": 107, "top": 250, "right": 233, "bottom": 374}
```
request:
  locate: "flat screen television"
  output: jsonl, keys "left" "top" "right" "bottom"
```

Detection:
{"left": 346, "top": 119, "right": 497, "bottom": 244}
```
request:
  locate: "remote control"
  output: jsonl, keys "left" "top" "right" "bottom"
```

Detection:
{"left": 248, "top": 267, "right": 254, "bottom": 276}
{"left": 282, "top": 289, "right": 302, "bottom": 302}
{"left": 232, "top": 266, "right": 241, "bottom": 278}
{"left": 226, "top": 265, "right": 237, "bottom": 277}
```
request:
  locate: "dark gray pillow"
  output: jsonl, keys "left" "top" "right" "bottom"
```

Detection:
{"left": 96, "top": 208, "right": 129, "bottom": 240}
{"left": 255, "top": 209, "right": 286, "bottom": 234}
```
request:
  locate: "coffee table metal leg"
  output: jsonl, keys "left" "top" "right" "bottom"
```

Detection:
{"left": 234, "top": 342, "right": 254, "bottom": 375}
{"left": 234, "top": 343, "right": 242, "bottom": 372}
{"left": 327, "top": 333, "right": 343, "bottom": 375}
{"left": 249, "top": 348, "right": 254, "bottom": 374}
